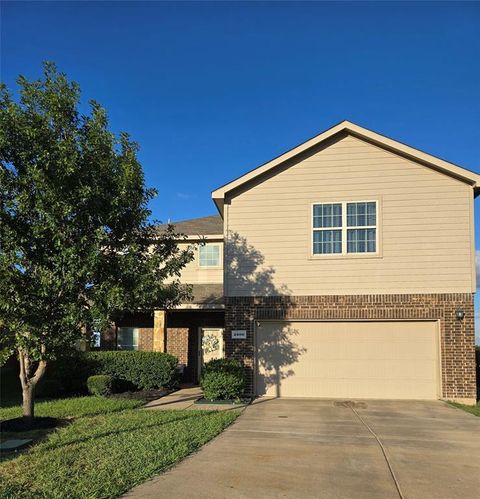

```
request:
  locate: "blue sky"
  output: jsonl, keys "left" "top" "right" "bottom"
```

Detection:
{"left": 2, "top": 1, "right": 480, "bottom": 339}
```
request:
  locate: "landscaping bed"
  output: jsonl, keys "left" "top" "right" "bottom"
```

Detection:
{"left": 194, "top": 397, "right": 250, "bottom": 405}
{"left": 111, "top": 388, "right": 170, "bottom": 403}
{"left": 0, "top": 396, "right": 240, "bottom": 498}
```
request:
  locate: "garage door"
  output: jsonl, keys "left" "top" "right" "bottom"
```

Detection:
{"left": 255, "top": 321, "right": 439, "bottom": 399}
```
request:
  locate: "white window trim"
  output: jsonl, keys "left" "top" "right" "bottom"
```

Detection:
{"left": 311, "top": 200, "right": 380, "bottom": 257}
{"left": 198, "top": 242, "right": 222, "bottom": 268}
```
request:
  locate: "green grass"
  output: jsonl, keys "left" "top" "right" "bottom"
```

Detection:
{"left": 449, "top": 401, "right": 480, "bottom": 417}
{"left": 0, "top": 397, "right": 240, "bottom": 498}
{"left": 0, "top": 395, "right": 143, "bottom": 422}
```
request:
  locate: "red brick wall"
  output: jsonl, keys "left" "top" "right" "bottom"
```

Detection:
{"left": 138, "top": 328, "right": 154, "bottom": 351}
{"left": 225, "top": 293, "right": 476, "bottom": 400}
{"left": 166, "top": 328, "right": 189, "bottom": 365}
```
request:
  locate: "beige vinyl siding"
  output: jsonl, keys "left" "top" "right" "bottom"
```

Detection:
{"left": 170, "top": 240, "right": 224, "bottom": 284}
{"left": 225, "top": 135, "right": 475, "bottom": 296}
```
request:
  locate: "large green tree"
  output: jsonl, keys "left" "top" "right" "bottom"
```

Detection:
{"left": 0, "top": 63, "right": 193, "bottom": 422}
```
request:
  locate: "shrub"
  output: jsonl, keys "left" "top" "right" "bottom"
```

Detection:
{"left": 87, "top": 375, "right": 113, "bottom": 396}
{"left": 200, "top": 358, "right": 245, "bottom": 401}
{"left": 87, "top": 351, "right": 179, "bottom": 391}
{"left": 42, "top": 351, "right": 179, "bottom": 394}
{"left": 45, "top": 351, "right": 99, "bottom": 394}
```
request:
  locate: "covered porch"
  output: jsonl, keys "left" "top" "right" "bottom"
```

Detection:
{"left": 101, "top": 284, "right": 225, "bottom": 383}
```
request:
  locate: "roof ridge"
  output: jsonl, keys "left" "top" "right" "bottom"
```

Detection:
{"left": 211, "top": 121, "right": 480, "bottom": 214}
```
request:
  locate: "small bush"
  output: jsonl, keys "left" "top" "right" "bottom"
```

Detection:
{"left": 87, "top": 375, "right": 113, "bottom": 396}
{"left": 87, "top": 351, "right": 179, "bottom": 391}
{"left": 200, "top": 359, "right": 245, "bottom": 401}
{"left": 46, "top": 352, "right": 99, "bottom": 394}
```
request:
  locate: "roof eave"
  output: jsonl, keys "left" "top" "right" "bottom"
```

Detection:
{"left": 212, "top": 196, "right": 224, "bottom": 216}
{"left": 211, "top": 120, "right": 480, "bottom": 203}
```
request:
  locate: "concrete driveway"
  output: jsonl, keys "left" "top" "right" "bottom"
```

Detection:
{"left": 125, "top": 398, "right": 480, "bottom": 499}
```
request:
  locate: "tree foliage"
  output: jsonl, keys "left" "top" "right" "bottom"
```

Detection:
{"left": 0, "top": 63, "right": 193, "bottom": 418}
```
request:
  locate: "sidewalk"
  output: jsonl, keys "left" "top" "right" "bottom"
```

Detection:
{"left": 143, "top": 386, "right": 249, "bottom": 411}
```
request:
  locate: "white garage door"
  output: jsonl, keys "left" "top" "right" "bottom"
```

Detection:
{"left": 255, "top": 321, "right": 439, "bottom": 400}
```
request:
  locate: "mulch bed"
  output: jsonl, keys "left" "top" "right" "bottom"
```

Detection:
{"left": 0, "top": 416, "right": 67, "bottom": 433}
{"left": 110, "top": 388, "right": 169, "bottom": 403}
{"left": 194, "top": 398, "right": 250, "bottom": 405}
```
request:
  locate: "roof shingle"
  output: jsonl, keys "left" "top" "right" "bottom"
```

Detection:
{"left": 157, "top": 215, "right": 223, "bottom": 236}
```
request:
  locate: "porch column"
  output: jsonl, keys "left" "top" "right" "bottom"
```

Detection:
{"left": 153, "top": 310, "right": 166, "bottom": 352}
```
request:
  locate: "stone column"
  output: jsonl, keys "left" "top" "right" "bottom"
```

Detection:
{"left": 153, "top": 310, "right": 166, "bottom": 352}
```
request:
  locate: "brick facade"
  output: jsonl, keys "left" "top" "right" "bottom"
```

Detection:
{"left": 225, "top": 293, "right": 476, "bottom": 402}
{"left": 165, "top": 328, "right": 189, "bottom": 365}
{"left": 100, "top": 324, "right": 190, "bottom": 371}
{"left": 101, "top": 310, "right": 225, "bottom": 383}
{"left": 138, "top": 328, "right": 154, "bottom": 351}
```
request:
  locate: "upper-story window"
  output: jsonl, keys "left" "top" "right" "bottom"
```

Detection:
{"left": 312, "top": 201, "right": 377, "bottom": 255}
{"left": 313, "top": 203, "right": 343, "bottom": 254}
{"left": 199, "top": 243, "right": 220, "bottom": 267}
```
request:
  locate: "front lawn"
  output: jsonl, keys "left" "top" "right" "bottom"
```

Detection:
{"left": 449, "top": 401, "right": 480, "bottom": 417}
{"left": 0, "top": 397, "right": 239, "bottom": 498}
{"left": 0, "top": 395, "right": 143, "bottom": 423}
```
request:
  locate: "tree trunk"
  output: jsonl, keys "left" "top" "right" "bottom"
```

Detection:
{"left": 18, "top": 348, "right": 47, "bottom": 426}
{"left": 22, "top": 384, "right": 35, "bottom": 422}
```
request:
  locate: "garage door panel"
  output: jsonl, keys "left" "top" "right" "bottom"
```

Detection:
{"left": 256, "top": 321, "right": 439, "bottom": 400}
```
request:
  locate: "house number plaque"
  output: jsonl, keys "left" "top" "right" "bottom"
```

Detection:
{"left": 231, "top": 330, "right": 247, "bottom": 339}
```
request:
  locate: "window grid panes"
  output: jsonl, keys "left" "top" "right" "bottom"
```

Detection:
{"left": 347, "top": 228, "right": 376, "bottom": 253}
{"left": 346, "top": 202, "right": 376, "bottom": 254}
{"left": 312, "top": 203, "right": 342, "bottom": 255}
{"left": 313, "top": 229, "right": 342, "bottom": 254}
{"left": 313, "top": 203, "right": 342, "bottom": 228}
{"left": 199, "top": 244, "right": 220, "bottom": 267}
{"left": 313, "top": 201, "right": 377, "bottom": 255}
{"left": 347, "top": 202, "right": 376, "bottom": 227}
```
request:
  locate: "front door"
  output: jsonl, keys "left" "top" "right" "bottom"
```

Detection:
{"left": 198, "top": 328, "right": 224, "bottom": 378}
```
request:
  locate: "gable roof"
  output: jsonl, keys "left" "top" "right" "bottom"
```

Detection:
{"left": 212, "top": 120, "right": 480, "bottom": 213}
{"left": 157, "top": 215, "right": 223, "bottom": 237}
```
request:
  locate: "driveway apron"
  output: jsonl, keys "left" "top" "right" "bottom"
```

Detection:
{"left": 124, "top": 398, "right": 480, "bottom": 499}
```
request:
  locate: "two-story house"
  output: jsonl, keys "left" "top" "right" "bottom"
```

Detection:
{"left": 104, "top": 121, "right": 479, "bottom": 404}
{"left": 102, "top": 215, "right": 225, "bottom": 383}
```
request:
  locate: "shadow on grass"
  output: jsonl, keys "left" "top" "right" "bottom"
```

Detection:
{"left": 144, "top": 395, "right": 200, "bottom": 408}
{"left": 2, "top": 406, "right": 241, "bottom": 466}
{"left": 34, "top": 409, "right": 223, "bottom": 453}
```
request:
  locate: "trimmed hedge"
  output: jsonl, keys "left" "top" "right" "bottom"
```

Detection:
{"left": 44, "top": 352, "right": 98, "bottom": 394}
{"left": 87, "top": 375, "right": 113, "bottom": 396}
{"left": 87, "top": 351, "right": 179, "bottom": 391}
{"left": 45, "top": 351, "right": 179, "bottom": 394}
{"left": 200, "top": 358, "right": 245, "bottom": 401}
